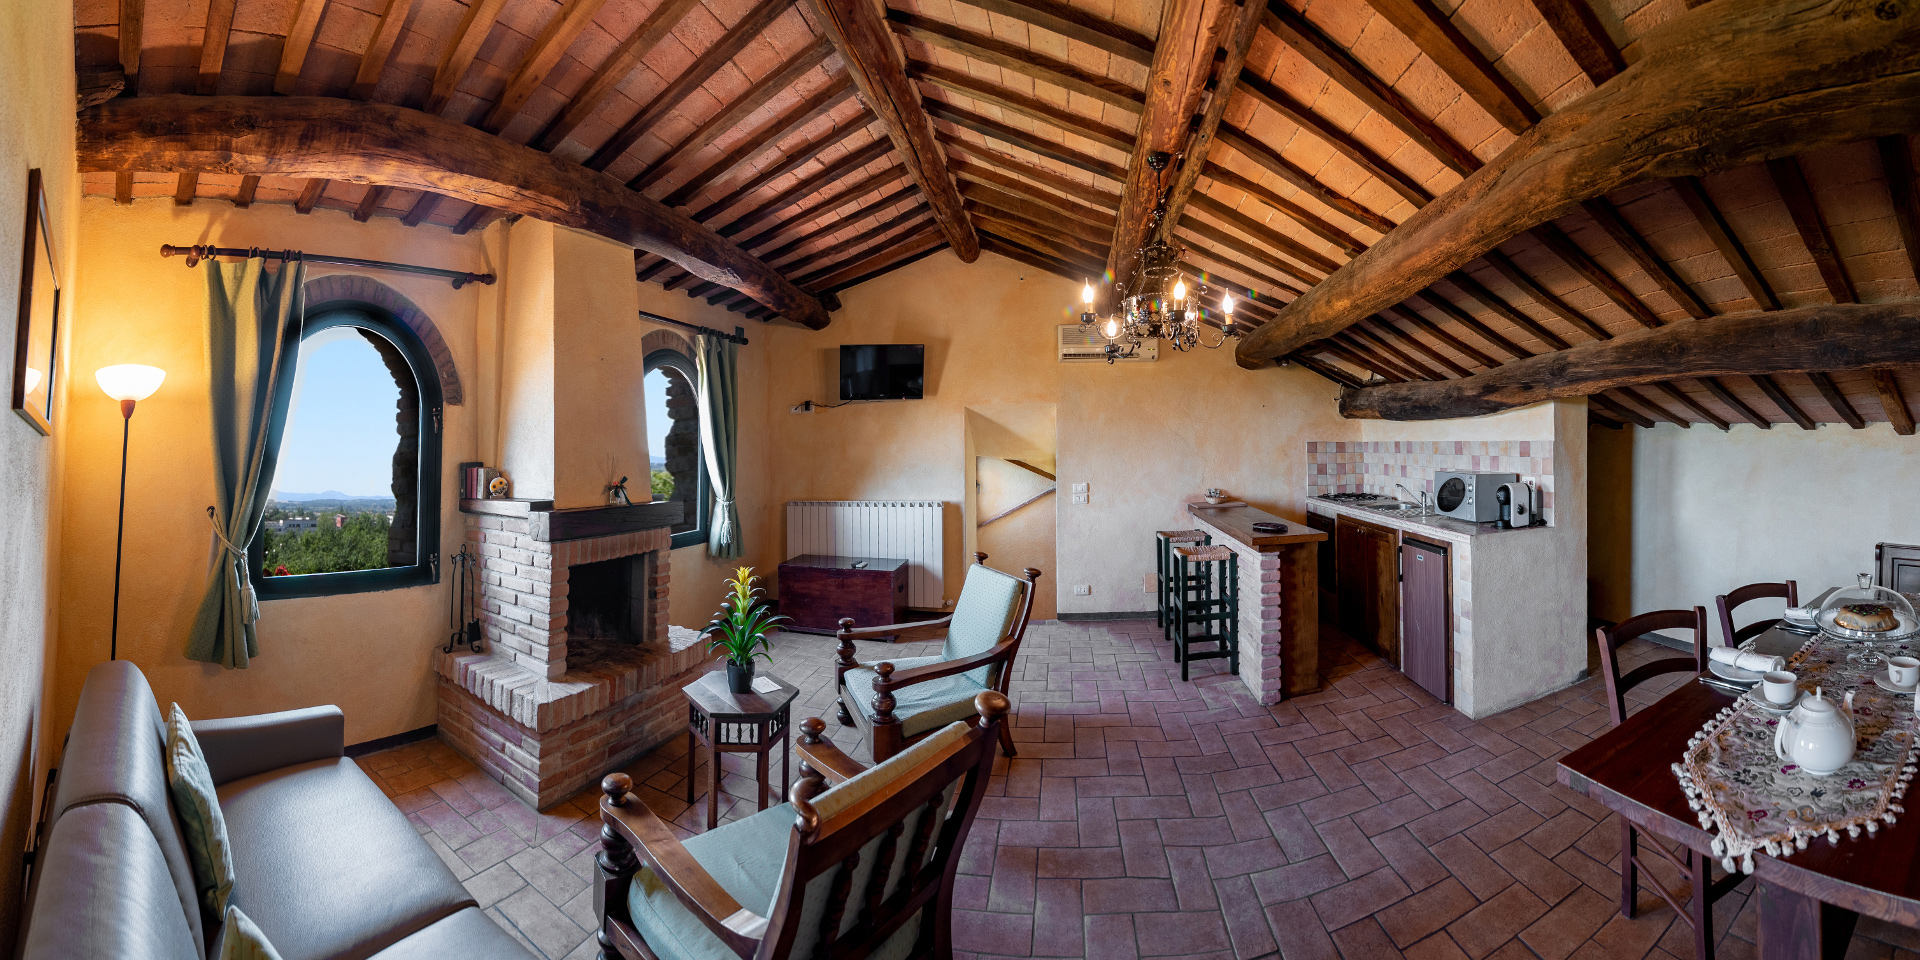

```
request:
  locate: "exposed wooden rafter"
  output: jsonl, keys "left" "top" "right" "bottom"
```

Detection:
{"left": 119, "top": 0, "right": 146, "bottom": 91}
{"left": 1359, "top": 0, "right": 1538, "bottom": 134}
{"left": 960, "top": 0, "right": 1155, "bottom": 63}
{"left": 274, "top": 0, "right": 327, "bottom": 95}
{"left": 1235, "top": 69, "right": 1432, "bottom": 208}
{"left": 691, "top": 118, "right": 880, "bottom": 221}
{"left": 1652, "top": 381, "right": 1730, "bottom": 430}
{"left": 82, "top": 96, "right": 834, "bottom": 328}
{"left": 1589, "top": 393, "right": 1655, "bottom": 428}
{"left": 1214, "top": 126, "right": 1396, "bottom": 234}
{"left": 196, "top": 0, "right": 238, "bottom": 95}
{"left": 1750, "top": 373, "right": 1816, "bottom": 430}
{"left": 1337, "top": 302, "right": 1920, "bottom": 420}
{"left": 349, "top": 0, "right": 415, "bottom": 100}
{"left": 1580, "top": 197, "right": 1712, "bottom": 320}
{"left": 721, "top": 141, "right": 897, "bottom": 238}
{"left": 235, "top": 175, "right": 258, "bottom": 207}
{"left": 910, "top": 63, "right": 1133, "bottom": 154}
{"left": 427, "top": 0, "right": 508, "bottom": 115}
{"left": 1882, "top": 135, "right": 1920, "bottom": 284}
{"left": 1808, "top": 371, "right": 1866, "bottom": 428}
{"left": 1669, "top": 175, "right": 1779, "bottom": 310}
{"left": 1480, "top": 249, "right": 1610, "bottom": 341}
{"left": 927, "top": 100, "right": 1125, "bottom": 180}
{"left": 1767, "top": 155, "right": 1858, "bottom": 303}
{"left": 482, "top": 0, "right": 613, "bottom": 133}
{"left": 632, "top": 39, "right": 834, "bottom": 190}
{"left": 536, "top": 0, "right": 703, "bottom": 149}
{"left": 667, "top": 77, "right": 861, "bottom": 207}
{"left": 1697, "top": 375, "right": 1772, "bottom": 429}
{"left": 1236, "top": 0, "right": 1920, "bottom": 363}
{"left": 1527, "top": 0, "right": 1625, "bottom": 86}
{"left": 1151, "top": 0, "right": 1267, "bottom": 259}
{"left": 886, "top": 11, "right": 1147, "bottom": 110}
{"left": 807, "top": 0, "right": 979, "bottom": 261}
{"left": 1200, "top": 161, "right": 1364, "bottom": 255}
{"left": 1529, "top": 224, "right": 1663, "bottom": 329}
{"left": 1874, "top": 369, "right": 1917, "bottom": 435}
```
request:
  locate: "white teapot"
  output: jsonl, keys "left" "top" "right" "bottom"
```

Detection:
{"left": 1773, "top": 686, "right": 1857, "bottom": 776}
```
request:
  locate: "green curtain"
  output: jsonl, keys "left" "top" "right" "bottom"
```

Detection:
{"left": 694, "top": 334, "right": 742, "bottom": 559}
{"left": 187, "top": 255, "right": 306, "bottom": 668}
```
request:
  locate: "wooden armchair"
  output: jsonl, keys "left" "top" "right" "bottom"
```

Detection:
{"left": 833, "top": 553, "right": 1039, "bottom": 762}
{"left": 594, "top": 692, "right": 1011, "bottom": 960}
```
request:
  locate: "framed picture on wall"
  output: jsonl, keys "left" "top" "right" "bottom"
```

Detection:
{"left": 12, "top": 168, "right": 59, "bottom": 435}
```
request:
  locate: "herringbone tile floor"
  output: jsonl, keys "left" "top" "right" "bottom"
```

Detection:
{"left": 360, "top": 620, "right": 1920, "bottom": 960}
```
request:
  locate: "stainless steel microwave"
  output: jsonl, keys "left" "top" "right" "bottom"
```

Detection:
{"left": 1434, "top": 472, "right": 1518, "bottom": 522}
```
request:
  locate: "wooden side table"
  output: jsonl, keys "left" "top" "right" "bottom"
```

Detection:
{"left": 682, "top": 670, "right": 801, "bottom": 830}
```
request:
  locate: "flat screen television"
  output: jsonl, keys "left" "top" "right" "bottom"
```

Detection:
{"left": 839, "top": 344, "right": 925, "bottom": 401}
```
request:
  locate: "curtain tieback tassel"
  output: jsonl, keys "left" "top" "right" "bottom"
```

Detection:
{"left": 207, "top": 507, "right": 259, "bottom": 626}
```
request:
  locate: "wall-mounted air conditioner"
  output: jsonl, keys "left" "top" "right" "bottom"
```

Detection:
{"left": 1057, "top": 325, "right": 1158, "bottom": 362}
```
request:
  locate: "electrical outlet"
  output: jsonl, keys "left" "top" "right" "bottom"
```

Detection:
{"left": 1073, "top": 584, "right": 1091, "bottom": 596}
{"left": 1142, "top": 574, "right": 1156, "bottom": 594}
{"left": 1071, "top": 483, "right": 1088, "bottom": 494}
{"left": 789, "top": 401, "right": 814, "bottom": 414}
{"left": 1072, "top": 493, "right": 1089, "bottom": 504}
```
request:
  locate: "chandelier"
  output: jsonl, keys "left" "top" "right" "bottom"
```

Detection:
{"left": 1078, "top": 152, "right": 1246, "bottom": 364}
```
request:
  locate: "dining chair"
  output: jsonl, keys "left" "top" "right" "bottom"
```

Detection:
{"left": 593, "top": 692, "right": 1009, "bottom": 960}
{"left": 1595, "top": 607, "right": 1742, "bottom": 960}
{"left": 834, "top": 554, "right": 1040, "bottom": 762}
{"left": 1714, "top": 580, "right": 1799, "bottom": 648}
{"left": 1879, "top": 543, "right": 1920, "bottom": 596}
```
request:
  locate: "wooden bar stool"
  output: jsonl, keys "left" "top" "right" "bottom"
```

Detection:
{"left": 1156, "top": 530, "right": 1210, "bottom": 639}
{"left": 1170, "top": 544, "right": 1239, "bottom": 680}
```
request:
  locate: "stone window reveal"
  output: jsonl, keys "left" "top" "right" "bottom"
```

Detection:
{"left": 644, "top": 348, "right": 708, "bottom": 550}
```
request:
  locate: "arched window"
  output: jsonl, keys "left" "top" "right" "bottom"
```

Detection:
{"left": 643, "top": 348, "right": 708, "bottom": 549}
{"left": 252, "top": 303, "right": 443, "bottom": 597}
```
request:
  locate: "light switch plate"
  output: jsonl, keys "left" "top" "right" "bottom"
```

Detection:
{"left": 1073, "top": 584, "right": 1091, "bottom": 596}
{"left": 1072, "top": 493, "right": 1089, "bottom": 504}
{"left": 1071, "top": 483, "right": 1088, "bottom": 494}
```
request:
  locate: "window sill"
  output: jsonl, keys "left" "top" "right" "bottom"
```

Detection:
{"left": 255, "top": 565, "right": 438, "bottom": 600}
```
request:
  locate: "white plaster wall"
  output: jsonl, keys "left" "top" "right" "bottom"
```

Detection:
{"left": 1358, "top": 402, "right": 1559, "bottom": 442}
{"left": 496, "top": 219, "right": 558, "bottom": 501}
{"left": 1605, "top": 422, "right": 1920, "bottom": 633}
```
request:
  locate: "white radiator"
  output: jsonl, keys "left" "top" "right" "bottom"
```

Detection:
{"left": 785, "top": 501, "right": 945, "bottom": 608}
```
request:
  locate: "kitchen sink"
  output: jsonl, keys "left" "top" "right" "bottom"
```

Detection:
{"left": 1367, "top": 502, "right": 1426, "bottom": 512}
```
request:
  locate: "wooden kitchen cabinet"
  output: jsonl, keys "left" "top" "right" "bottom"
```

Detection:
{"left": 1305, "top": 513, "right": 1336, "bottom": 617}
{"left": 1335, "top": 515, "right": 1400, "bottom": 664}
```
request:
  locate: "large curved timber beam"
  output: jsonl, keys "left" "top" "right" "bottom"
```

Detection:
{"left": 1235, "top": 0, "right": 1920, "bottom": 366}
{"left": 76, "top": 96, "right": 834, "bottom": 329}
{"left": 1337, "top": 302, "right": 1920, "bottom": 420}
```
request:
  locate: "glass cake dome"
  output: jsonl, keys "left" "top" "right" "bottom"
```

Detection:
{"left": 1818, "top": 573, "right": 1919, "bottom": 665}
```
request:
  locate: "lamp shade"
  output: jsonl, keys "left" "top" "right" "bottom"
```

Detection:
{"left": 95, "top": 365, "right": 166, "bottom": 402}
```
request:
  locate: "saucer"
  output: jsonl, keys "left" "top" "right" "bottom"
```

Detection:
{"left": 1873, "top": 670, "right": 1919, "bottom": 695}
{"left": 1747, "top": 689, "right": 1803, "bottom": 714}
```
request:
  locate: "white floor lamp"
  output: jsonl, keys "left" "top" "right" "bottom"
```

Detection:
{"left": 95, "top": 364, "right": 166, "bottom": 661}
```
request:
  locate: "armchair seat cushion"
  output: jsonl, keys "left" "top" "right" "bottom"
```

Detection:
{"left": 629, "top": 802, "right": 793, "bottom": 960}
{"left": 843, "top": 656, "right": 990, "bottom": 739}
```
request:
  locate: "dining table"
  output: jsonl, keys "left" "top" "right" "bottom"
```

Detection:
{"left": 1558, "top": 619, "right": 1920, "bottom": 960}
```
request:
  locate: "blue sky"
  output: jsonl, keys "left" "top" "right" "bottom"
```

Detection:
{"left": 644, "top": 368, "right": 670, "bottom": 464}
{"left": 275, "top": 328, "right": 400, "bottom": 498}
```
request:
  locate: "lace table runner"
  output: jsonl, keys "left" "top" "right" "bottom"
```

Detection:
{"left": 1673, "top": 635, "right": 1920, "bottom": 873}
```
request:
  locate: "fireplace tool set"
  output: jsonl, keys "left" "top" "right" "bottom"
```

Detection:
{"left": 444, "top": 545, "right": 483, "bottom": 654}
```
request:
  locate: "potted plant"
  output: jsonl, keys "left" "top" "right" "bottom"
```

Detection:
{"left": 703, "top": 567, "right": 787, "bottom": 693}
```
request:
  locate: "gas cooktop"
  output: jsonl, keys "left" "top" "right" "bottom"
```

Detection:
{"left": 1315, "top": 492, "right": 1391, "bottom": 503}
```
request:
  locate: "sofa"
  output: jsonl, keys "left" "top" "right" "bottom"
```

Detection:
{"left": 19, "top": 661, "right": 535, "bottom": 960}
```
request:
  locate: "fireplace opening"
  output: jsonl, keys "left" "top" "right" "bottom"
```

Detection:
{"left": 567, "top": 554, "right": 651, "bottom": 646}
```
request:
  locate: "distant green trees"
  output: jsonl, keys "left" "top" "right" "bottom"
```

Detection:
{"left": 261, "top": 513, "right": 393, "bottom": 575}
{"left": 651, "top": 469, "right": 674, "bottom": 499}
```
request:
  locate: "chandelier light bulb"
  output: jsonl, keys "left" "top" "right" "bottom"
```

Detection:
{"left": 1172, "top": 278, "right": 1186, "bottom": 302}
{"left": 1082, "top": 281, "right": 1095, "bottom": 305}
{"left": 1103, "top": 317, "right": 1121, "bottom": 340}
{"left": 1222, "top": 292, "right": 1235, "bottom": 316}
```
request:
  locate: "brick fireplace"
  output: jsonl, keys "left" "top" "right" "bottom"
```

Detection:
{"left": 435, "top": 498, "right": 717, "bottom": 809}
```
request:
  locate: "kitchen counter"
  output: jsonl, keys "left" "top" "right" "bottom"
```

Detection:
{"left": 1183, "top": 503, "right": 1324, "bottom": 701}
{"left": 1187, "top": 502, "right": 1327, "bottom": 549}
{"left": 1306, "top": 497, "right": 1547, "bottom": 541}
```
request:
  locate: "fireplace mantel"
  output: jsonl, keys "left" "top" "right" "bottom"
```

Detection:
{"left": 460, "top": 497, "right": 683, "bottom": 542}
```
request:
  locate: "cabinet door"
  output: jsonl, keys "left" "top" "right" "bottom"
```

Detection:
{"left": 1305, "top": 513, "right": 1336, "bottom": 612}
{"left": 1400, "top": 540, "right": 1450, "bottom": 701}
{"left": 1335, "top": 515, "right": 1400, "bottom": 662}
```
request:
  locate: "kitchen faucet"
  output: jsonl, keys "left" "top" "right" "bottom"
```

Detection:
{"left": 1394, "top": 483, "right": 1430, "bottom": 515}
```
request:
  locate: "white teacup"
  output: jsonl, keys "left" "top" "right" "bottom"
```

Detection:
{"left": 1762, "top": 671, "right": 1799, "bottom": 706}
{"left": 1890, "top": 656, "right": 1920, "bottom": 688}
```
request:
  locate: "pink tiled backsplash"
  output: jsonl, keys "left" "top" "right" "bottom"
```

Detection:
{"left": 1305, "top": 440, "right": 1556, "bottom": 520}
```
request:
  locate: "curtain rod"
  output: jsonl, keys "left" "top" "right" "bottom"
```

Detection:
{"left": 160, "top": 244, "right": 496, "bottom": 289}
{"left": 639, "top": 310, "right": 749, "bottom": 346}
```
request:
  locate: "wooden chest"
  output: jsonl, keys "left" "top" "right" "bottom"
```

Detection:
{"left": 777, "top": 555, "right": 909, "bottom": 634}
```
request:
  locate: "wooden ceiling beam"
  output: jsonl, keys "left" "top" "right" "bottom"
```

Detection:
{"left": 1235, "top": 68, "right": 1432, "bottom": 208}
{"left": 427, "top": 0, "right": 508, "bottom": 115}
{"left": 973, "top": 213, "right": 1105, "bottom": 272}
{"left": 789, "top": 208, "right": 936, "bottom": 281}
{"left": 536, "top": 0, "right": 702, "bottom": 149}
{"left": 1580, "top": 196, "right": 1711, "bottom": 320}
{"left": 740, "top": 167, "right": 910, "bottom": 249}
{"left": 910, "top": 62, "right": 1133, "bottom": 154}
{"left": 1527, "top": 0, "right": 1625, "bottom": 86}
{"left": 760, "top": 185, "right": 921, "bottom": 263}
{"left": 1147, "top": 0, "right": 1268, "bottom": 277}
{"left": 1529, "top": 224, "right": 1663, "bottom": 329}
{"left": 1382, "top": 305, "right": 1494, "bottom": 370}
{"left": 82, "top": 96, "right": 833, "bottom": 328}
{"left": 1290, "top": 351, "right": 1367, "bottom": 389}
{"left": 886, "top": 11, "right": 1146, "bottom": 110}
{"left": 295, "top": 178, "right": 326, "bottom": 213}
{"left": 1215, "top": 125, "right": 1397, "bottom": 235}
{"left": 1174, "top": 218, "right": 1315, "bottom": 294}
{"left": 114, "top": 172, "right": 133, "bottom": 205}
{"left": 692, "top": 119, "right": 880, "bottom": 224}
{"left": 1348, "top": 323, "right": 1456, "bottom": 380}
{"left": 1359, "top": 0, "right": 1538, "bottom": 135}
{"left": 668, "top": 78, "right": 861, "bottom": 207}
{"left": 1314, "top": 339, "right": 1398, "bottom": 382}
{"left": 1881, "top": 135, "right": 1920, "bottom": 284}
{"left": 349, "top": 0, "right": 415, "bottom": 100}
{"left": 815, "top": 227, "right": 949, "bottom": 293}
{"left": 1187, "top": 192, "right": 1341, "bottom": 274}
{"left": 401, "top": 192, "right": 441, "bottom": 226}
{"left": 1480, "top": 248, "right": 1611, "bottom": 341}
{"left": 1444, "top": 269, "right": 1570, "bottom": 350}
{"left": 961, "top": 182, "right": 1110, "bottom": 246}
{"left": 1200, "top": 161, "right": 1364, "bottom": 255}
{"left": 588, "top": 0, "right": 792, "bottom": 171}
{"left": 1615, "top": 386, "right": 1688, "bottom": 427}
{"left": 120, "top": 0, "right": 146, "bottom": 92}
{"left": 633, "top": 40, "right": 835, "bottom": 191}
{"left": 1333, "top": 333, "right": 1419, "bottom": 382}
{"left": 1750, "top": 373, "right": 1816, "bottom": 429}
{"left": 275, "top": 0, "right": 327, "bottom": 95}
{"left": 720, "top": 140, "right": 896, "bottom": 238}
{"left": 1414, "top": 290, "right": 1529, "bottom": 359}
{"left": 1698, "top": 375, "right": 1771, "bottom": 429}
{"left": 950, "top": 0, "right": 1154, "bottom": 64}
{"left": 1807, "top": 371, "right": 1866, "bottom": 428}
{"left": 1874, "top": 369, "right": 1916, "bottom": 435}
{"left": 808, "top": 0, "right": 980, "bottom": 261}
{"left": 451, "top": 204, "right": 494, "bottom": 234}
{"left": 1261, "top": 2, "right": 1478, "bottom": 176}
{"left": 1175, "top": 243, "right": 1309, "bottom": 304}
{"left": 1589, "top": 393, "right": 1656, "bottom": 428}
{"left": 1767, "top": 156, "right": 1857, "bottom": 303}
{"left": 949, "top": 159, "right": 1115, "bottom": 228}
{"left": 636, "top": 256, "right": 675, "bottom": 283}
{"left": 482, "top": 0, "right": 614, "bottom": 133}
{"left": 1669, "top": 175, "right": 1779, "bottom": 311}
{"left": 196, "top": 0, "right": 238, "bottom": 95}
{"left": 944, "top": 138, "right": 1120, "bottom": 211}
{"left": 1234, "top": 0, "right": 1920, "bottom": 364}
{"left": 968, "top": 204, "right": 1106, "bottom": 261}
{"left": 1651, "top": 381, "right": 1730, "bottom": 430}
{"left": 1589, "top": 408, "right": 1625, "bottom": 429}
{"left": 1339, "top": 302, "right": 1920, "bottom": 420}
{"left": 174, "top": 171, "right": 198, "bottom": 206}
{"left": 980, "top": 233, "right": 1083, "bottom": 283}
{"left": 235, "top": 175, "right": 258, "bottom": 207}
{"left": 353, "top": 185, "right": 388, "bottom": 222}
{"left": 927, "top": 100, "right": 1126, "bottom": 181}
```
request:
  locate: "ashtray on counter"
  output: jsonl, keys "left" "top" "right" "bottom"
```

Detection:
{"left": 1252, "top": 522, "right": 1288, "bottom": 534}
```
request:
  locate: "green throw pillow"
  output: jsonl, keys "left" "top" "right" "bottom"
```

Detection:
{"left": 165, "top": 702, "right": 236, "bottom": 915}
{"left": 218, "top": 905, "right": 285, "bottom": 960}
